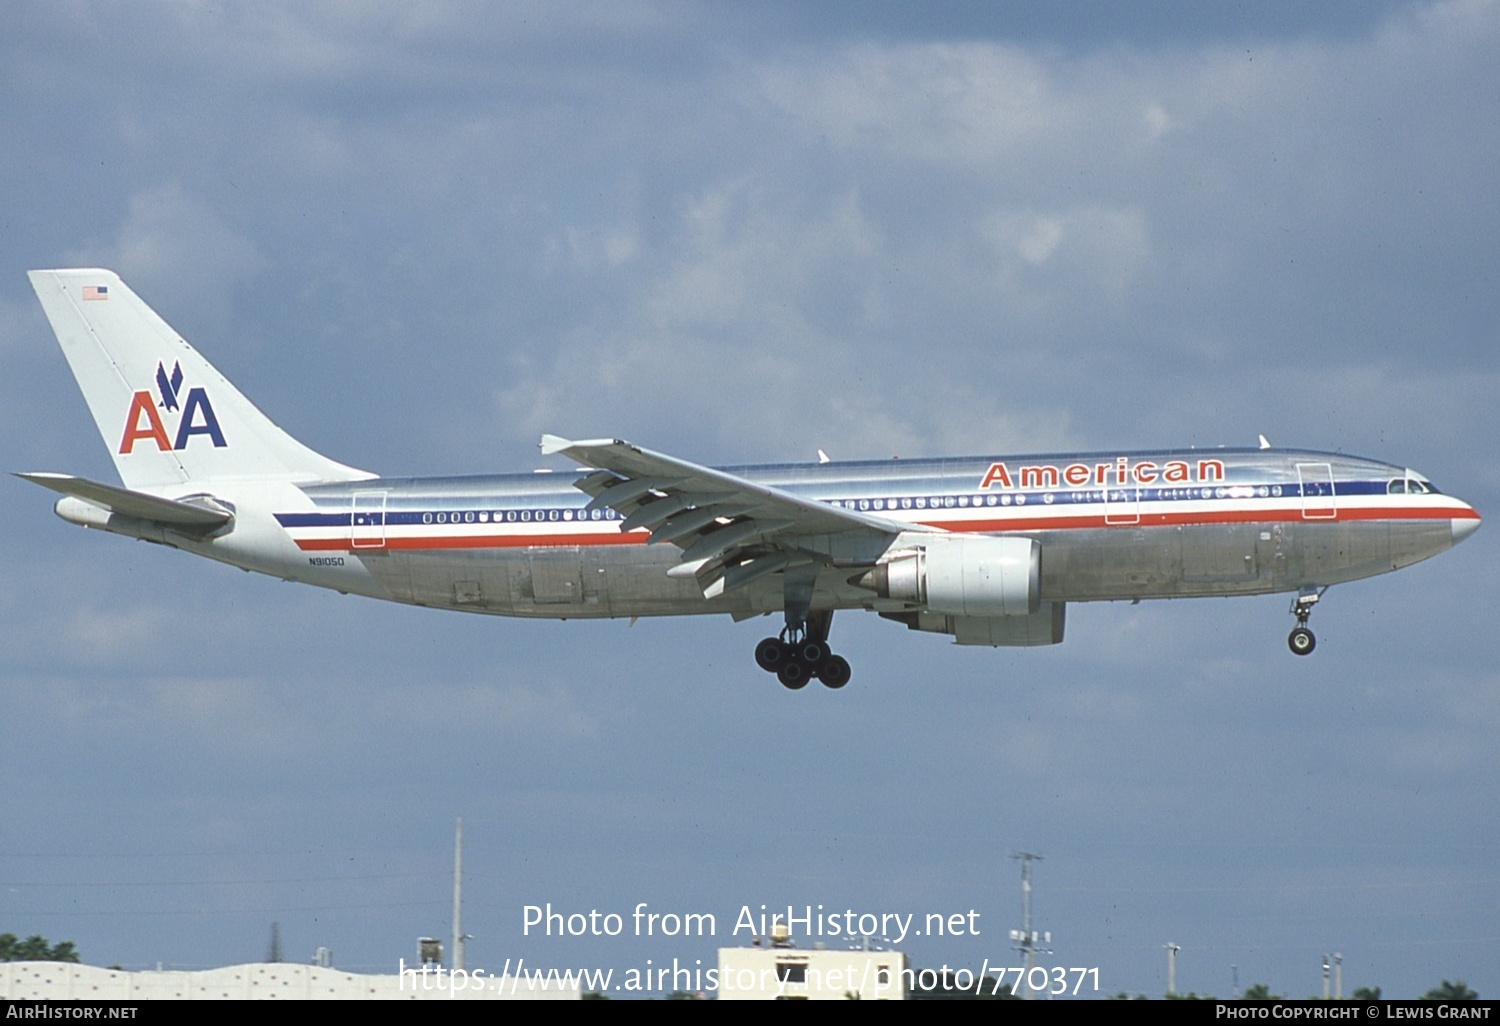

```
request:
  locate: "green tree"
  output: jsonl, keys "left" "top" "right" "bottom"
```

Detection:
{"left": 47, "top": 941, "right": 78, "bottom": 963}
{"left": 0, "top": 934, "right": 81, "bottom": 963}
{"left": 1241, "top": 983, "right": 1282, "bottom": 1000}
{"left": 1421, "top": 980, "right": 1478, "bottom": 1001}
{"left": 1352, "top": 986, "right": 1382, "bottom": 1001}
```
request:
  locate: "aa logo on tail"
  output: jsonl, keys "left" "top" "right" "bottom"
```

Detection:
{"left": 119, "top": 361, "right": 227, "bottom": 454}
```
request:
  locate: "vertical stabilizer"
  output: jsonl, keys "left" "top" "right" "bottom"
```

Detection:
{"left": 28, "top": 269, "right": 371, "bottom": 490}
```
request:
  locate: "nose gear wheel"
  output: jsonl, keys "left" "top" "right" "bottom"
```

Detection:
{"left": 1286, "top": 587, "right": 1326, "bottom": 656}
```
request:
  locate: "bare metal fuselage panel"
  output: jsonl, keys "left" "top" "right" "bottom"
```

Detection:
{"left": 274, "top": 449, "right": 1466, "bottom": 620}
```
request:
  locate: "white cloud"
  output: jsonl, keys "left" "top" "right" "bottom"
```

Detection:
{"left": 760, "top": 42, "right": 1067, "bottom": 165}
{"left": 65, "top": 184, "right": 264, "bottom": 335}
{"left": 0, "top": 293, "right": 33, "bottom": 356}
{"left": 64, "top": 606, "right": 177, "bottom": 663}
{"left": 371, "top": 679, "right": 605, "bottom": 739}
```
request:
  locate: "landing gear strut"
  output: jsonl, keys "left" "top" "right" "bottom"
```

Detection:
{"left": 1287, "top": 587, "right": 1326, "bottom": 656}
{"left": 755, "top": 608, "right": 852, "bottom": 690}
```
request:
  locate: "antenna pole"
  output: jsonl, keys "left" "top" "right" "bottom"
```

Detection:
{"left": 1009, "top": 852, "right": 1049, "bottom": 999}
{"left": 452, "top": 818, "right": 465, "bottom": 972}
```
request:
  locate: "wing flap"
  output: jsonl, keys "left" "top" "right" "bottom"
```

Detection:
{"left": 542, "top": 435, "right": 905, "bottom": 598}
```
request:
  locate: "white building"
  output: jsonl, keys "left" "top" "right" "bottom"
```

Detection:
{"left": 716, "top": 945, "right": 907, "bottom": 1000}
{"left": 0, "top": 961, "right": 579, "bottom": 1001}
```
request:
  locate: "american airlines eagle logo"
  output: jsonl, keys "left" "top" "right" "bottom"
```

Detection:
{"left": 118, "top": 360, "right": 227, "bottom": 454}
{"left": 155, "top": 360, "right": 184, "bottom": 412}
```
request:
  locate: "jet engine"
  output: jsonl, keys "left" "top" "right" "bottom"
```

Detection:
{"left": 857, "top": 534, "right": 1041, "bottom": 617}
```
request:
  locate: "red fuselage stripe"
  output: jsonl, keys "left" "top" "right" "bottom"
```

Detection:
{"left": 934, "top": 504, "right": 1473, "bottom": 533}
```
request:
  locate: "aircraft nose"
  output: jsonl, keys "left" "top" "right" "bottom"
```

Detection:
{"left": 1452, "top": 508, "right": 1481, "bottom": 546}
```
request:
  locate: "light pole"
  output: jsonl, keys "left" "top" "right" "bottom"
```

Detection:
{"left": 1009, "top": 852, "right": 1051, "bottom": 999}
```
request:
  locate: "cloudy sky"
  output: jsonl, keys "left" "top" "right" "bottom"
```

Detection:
{"left": 2, "top": 0, "right": 1496, "bottom": 999}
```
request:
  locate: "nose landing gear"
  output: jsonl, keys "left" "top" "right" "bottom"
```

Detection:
{"left": 1288, "top": 625, "right": 1315, "bottom": 655}
{"left": 1287, "top": 587, "right": 1326, "bottom": 656}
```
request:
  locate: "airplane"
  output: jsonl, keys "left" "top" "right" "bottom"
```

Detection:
{"left": 18, "top": 269, "right": 1481, "bottom": 690}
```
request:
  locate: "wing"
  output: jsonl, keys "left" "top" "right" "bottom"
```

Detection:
{"left": 540, "top": 435, "right": 906, "bottom": 598}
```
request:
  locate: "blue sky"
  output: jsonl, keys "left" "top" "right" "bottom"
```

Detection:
{"left": 2, "top": 0, "right": 1496, "bottom": 999}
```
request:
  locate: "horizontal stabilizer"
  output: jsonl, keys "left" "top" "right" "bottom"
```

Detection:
{"left": 16, "top": 472, "right": 233, "bottom": 529}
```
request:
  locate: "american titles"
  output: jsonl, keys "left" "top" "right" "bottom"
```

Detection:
{"left": 980, "top": 457, "right": 1226, "bottom": 491}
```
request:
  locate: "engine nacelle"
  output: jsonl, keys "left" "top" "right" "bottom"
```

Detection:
{"left": 859, "top": 534, "right": 1041, "bottom": 617}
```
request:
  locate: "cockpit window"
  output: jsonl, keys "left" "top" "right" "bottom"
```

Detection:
{"left": 1387, "top": 479, "right": 1407, "bottom": 494}
{"left": 1390, "top": 478, "right": 1441, "bottom": 495}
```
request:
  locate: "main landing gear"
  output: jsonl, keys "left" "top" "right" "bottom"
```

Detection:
{"left": 1287, "top": 587, "right": 1326, "bottom": 656}
{"left": 754, "top": 610, "right": 852, "bottom": 690}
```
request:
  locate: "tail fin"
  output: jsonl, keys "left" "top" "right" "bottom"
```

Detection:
{"left": 28, "top": 269, "right": 371, "bottom": 490}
